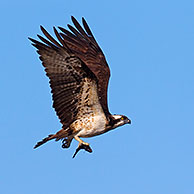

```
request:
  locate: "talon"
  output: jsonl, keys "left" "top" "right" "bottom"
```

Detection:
{"left": 62, "top": 143, "right": 69, "bottom": 149}
{"left": 72, "top": 143, "right": 93, "bottom": 158}
{"left": 61, "top": 137, "right": 72, "bottom": 149}
{"left": 83, "top": 144, "right": 92, "bottom": 153}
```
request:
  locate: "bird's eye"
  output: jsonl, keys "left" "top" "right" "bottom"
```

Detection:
{"left": 121, "top": 117, "right": 124, "bottom": 120}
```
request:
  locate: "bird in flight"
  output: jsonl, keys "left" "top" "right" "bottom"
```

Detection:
{"left": 29, "top": 16, "right": 131, "bottom": 158}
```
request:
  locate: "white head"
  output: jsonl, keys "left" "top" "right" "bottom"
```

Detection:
{"left": 111, "top": 114, "right": 131, "bottom": 129}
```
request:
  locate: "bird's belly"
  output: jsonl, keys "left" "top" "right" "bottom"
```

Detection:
{"left": 74, "top": 113, "right": 107, "bottom": 138}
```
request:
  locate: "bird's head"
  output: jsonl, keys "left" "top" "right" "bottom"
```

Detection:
{"left": 110, "top": 114, "right": 131, "bottom": 129}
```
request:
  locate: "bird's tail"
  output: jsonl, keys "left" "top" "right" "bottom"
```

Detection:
{"left": 34, "top": 134, "right": 55, "bottom": 149}
{"left": 34, "top": 129, "right": 70, "bottom": 149}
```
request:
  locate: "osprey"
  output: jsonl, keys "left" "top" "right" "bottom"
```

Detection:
{"left": 29, "top": 16, "right": 131, "bottom": 158}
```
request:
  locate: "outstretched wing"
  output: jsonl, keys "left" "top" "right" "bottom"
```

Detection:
{"left": 58, "top": 16, "right": 111, "bottom": 116}
{"left": 29, "top": 16, "right": 111, "bottom": 129}
{"left": 29, "top": 35, "right": 97, "bottom": 130}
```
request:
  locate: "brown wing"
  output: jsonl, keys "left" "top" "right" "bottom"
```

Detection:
{"left": 58, "top": 16, "right": 111, "bottom": 116}
{"left": 29, "top": 34, "right": 97, "bottom": 130}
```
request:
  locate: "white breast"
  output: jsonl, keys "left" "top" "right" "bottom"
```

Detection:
{"left": 73, "top": 106, "right": 107, "bottom": 138}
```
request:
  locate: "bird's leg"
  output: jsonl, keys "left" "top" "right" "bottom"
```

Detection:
{"left": 74, "top": 136, "right": 89, "bottom": 146}
{"left": 72, "top": 136, "right": 92, "bottom": 158}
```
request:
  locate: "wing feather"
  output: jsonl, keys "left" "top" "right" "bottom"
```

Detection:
{"left": 59, "top": 17, "right": 111, "bottom": 115}
{"left": 29, "top": 34, "right": 96, "bottom": 129}
{"left": 29, "top": 16, "right": 111, "bottom": 131}
{"left": 40, "top": 26, "right": 62, "bottom": 48}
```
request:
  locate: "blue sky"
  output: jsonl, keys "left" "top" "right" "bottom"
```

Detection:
{"left": 1, "top": 0, "right": 194, "bottom": 194}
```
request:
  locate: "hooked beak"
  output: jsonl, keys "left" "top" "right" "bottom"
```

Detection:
{"left": 127, "top": 119, "right": 131, "bottom": 124}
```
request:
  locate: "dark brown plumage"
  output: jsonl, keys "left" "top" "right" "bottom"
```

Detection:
{"left": 29, "top": 16, "right": 110, "bottom": 128}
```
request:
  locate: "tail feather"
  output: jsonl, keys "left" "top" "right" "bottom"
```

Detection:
{"left": 34, "top": 128, "right": 71, "bottom": 149}
{"left": 34, "top": 134, "right": 55, "bottom": 149}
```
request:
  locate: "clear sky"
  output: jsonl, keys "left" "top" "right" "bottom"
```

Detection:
{"left": 1, "top": 0, "right": 194, "bottom": 194}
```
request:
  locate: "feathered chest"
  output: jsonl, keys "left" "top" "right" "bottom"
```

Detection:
{"left": 71, "top": 110, "right": 107, "bottom": 137}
